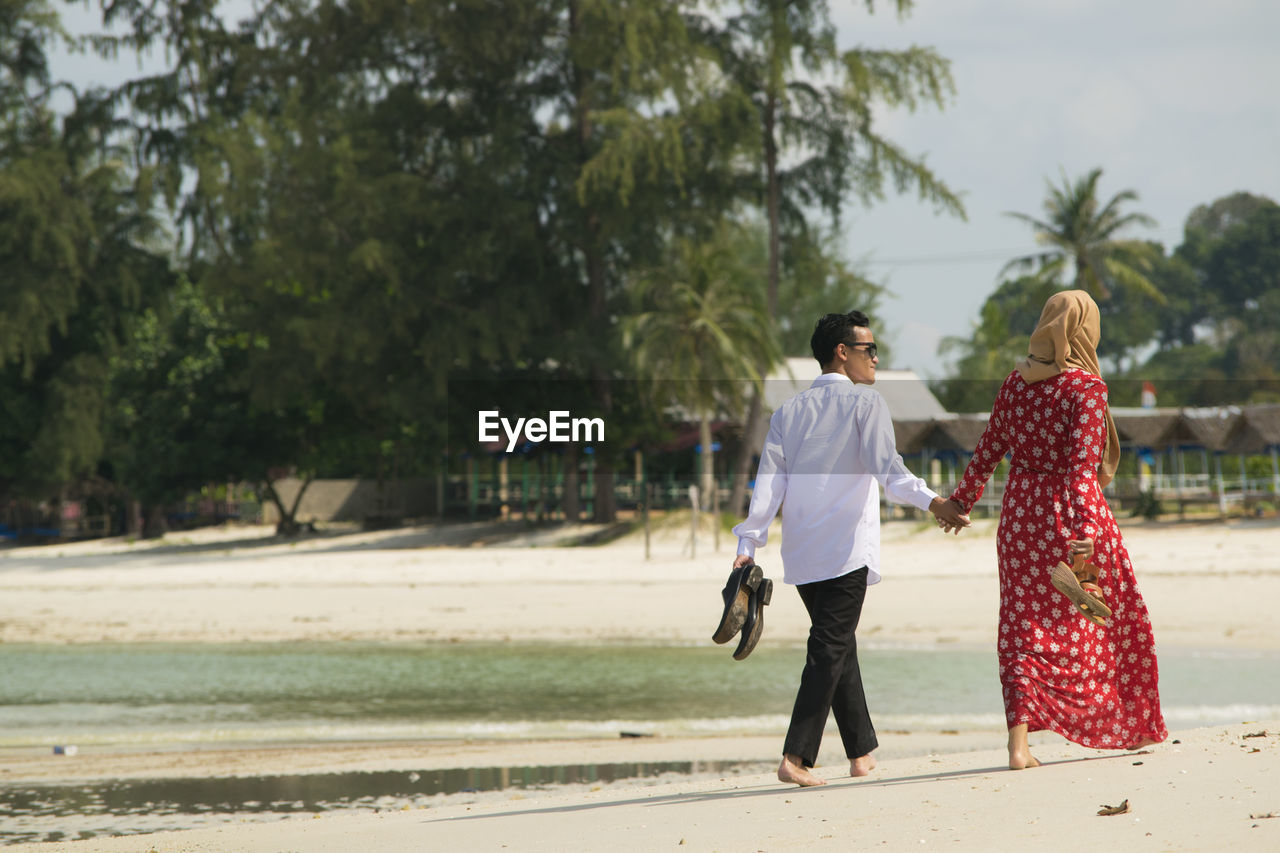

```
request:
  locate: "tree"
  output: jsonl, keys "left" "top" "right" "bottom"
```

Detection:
{"left": 544, "top": 0, "right": 740, "bottom": 522}
{"left": 105, "top": 278, "right": 338, "bottom": 535}
{"left": 623, "top": 222, "right": 781, "bottom": 508}
{"left": 695, "top": 0, "right": 966, "bottom": 514}
{"left": 932, "top": 276, "right": 1056, "bottom": 412}
{"left": 1003, "top": 167, "right": 1163, "bottom": 303}
{"left": 0, "top": 2, "right": 172, "bottom": 502}
{"left": 775, "top": 229, "right": 887, "bottom": 358}
{"left": 1184, "top": 191, "right": 1275, "bottom": 240}
{"left": 94, "top": 0, "right": 567, "bottom": 511}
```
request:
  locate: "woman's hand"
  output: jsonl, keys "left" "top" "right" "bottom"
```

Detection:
{"left": 1068, "top": 538, "right": 1094, "bottom": 560}
{"left": 930, "top": 497, "right": 970, "bottom": 535}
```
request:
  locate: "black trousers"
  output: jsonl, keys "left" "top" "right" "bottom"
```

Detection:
{"left": 783, "top": 567, "right": 877, "bottom": 767}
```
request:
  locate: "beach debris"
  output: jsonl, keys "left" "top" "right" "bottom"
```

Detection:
{"left": 1242, "top": 730, "right": 1267, "bottom": 738}
{"left": 1249, "top": 812, "right": 1276, "bottom": 820}
{"left": 619, "top": 731, "right": 654, "bottom": 738}
{"left": 52, "top": 745, "right": 78, "bottom": 756}
{"left": 1097, "top": 800, "right": 1130, "bottom": 816}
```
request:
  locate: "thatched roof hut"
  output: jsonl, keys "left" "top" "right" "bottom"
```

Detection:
{"left": 1221, "top": 404, "right": 1280, "bottom": 453}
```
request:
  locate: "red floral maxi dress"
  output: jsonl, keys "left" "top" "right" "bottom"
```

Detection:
{"left": 950, "top": 368, "right": 1168, "bottom": 748}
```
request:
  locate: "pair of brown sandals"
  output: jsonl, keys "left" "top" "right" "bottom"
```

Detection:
{"left": 712, "top": 562, "right": 773, "bottom": 660}
{"left": 1050, "top": 553, "right": 1112, "bottom": 627}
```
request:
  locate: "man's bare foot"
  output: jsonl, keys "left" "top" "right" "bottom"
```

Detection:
{"left": 778, "top": 754, "right": 826, "bottom": 787}
{"left": 850, "top": 754, "right": 877, "bottom": 777}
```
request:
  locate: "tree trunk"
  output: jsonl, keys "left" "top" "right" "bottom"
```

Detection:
{"left": 729, "top": 392, "right": 765, "bottom": 515}
{"left": 142, "top": 504, "right": 168, "bottom": 539}
{"left": 262, "top": 476, "right": 315, "bottom": 536}
{"left": 590, "top": 367, "right": 617, "bottom": 523}
{"left": 729, "top": 87, "right": 781, "bottom": 517}
{"left": 764, "top": 88, "right": 781, "bottom": 317}
{"left": 126, "top": 498, "right": 143, "bottom": 537}
{"left": 569, "top": 1, "right": 617, "bottom": 524}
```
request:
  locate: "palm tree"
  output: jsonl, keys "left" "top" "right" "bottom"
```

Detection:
{"left": 623, "top": 223, "right": 782, "bottom": 510}
{"left": 1003, "top": 168, "right": 1164, "bottom": 302}
{"left": 691, "top": 0, "right": 966, "bottom": 516}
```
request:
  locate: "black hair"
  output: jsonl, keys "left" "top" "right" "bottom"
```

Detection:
{"left": 810, "top": 311, "right": 870, "bottom": 366}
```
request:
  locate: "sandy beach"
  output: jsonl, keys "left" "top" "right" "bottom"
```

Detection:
{"left": 2, "top": 515, "right": 1278, "bottom": 850}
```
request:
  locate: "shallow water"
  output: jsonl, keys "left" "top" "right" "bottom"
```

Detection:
{"left": 0, "top": 759, "right": 768, "bottom": 845}
{"left": 1, "top": 642, "right": 1277, "bottom": 748}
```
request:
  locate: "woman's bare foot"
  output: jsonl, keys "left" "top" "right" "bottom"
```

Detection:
{"left": 778, "top": 754, "right": 826, "bottom": 787}
{"left": 1008, "top": 748, "right": 1041, "bottom": 770}
{"left": 850, "top": 754, "right": 877, "bottom": 777}
{"left": 1127, "top": 737, "right": 1158, "bottom": 750}
{"left": 1007, "top": 724, "right": 1041, "bottom": 770}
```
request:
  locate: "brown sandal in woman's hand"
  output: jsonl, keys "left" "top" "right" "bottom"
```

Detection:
{"left": 1070, "top": 553, "right": 1109, "bottom": 610}
{"left": 1051, "top": 553, "right": 1112, "bottom": 627}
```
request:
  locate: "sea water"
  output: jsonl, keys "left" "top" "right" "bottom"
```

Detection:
{"left": 2, "top": 642, "right": 1276, "bottom": 747}
{"left": 1, "top": 642, "right": 1277, "bottom": 843}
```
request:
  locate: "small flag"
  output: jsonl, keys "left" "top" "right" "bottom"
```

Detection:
{"left": 1141, "top": 381, "right": 1156, "bottom": 409}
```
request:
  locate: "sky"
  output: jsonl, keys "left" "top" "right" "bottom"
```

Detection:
{"left": 828, "top": 0, "right": 1280, "bottom": 375}
{"left": 51, "top": 1, "right": 1280, "bottom": 378}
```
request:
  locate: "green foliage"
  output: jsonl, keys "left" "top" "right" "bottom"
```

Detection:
{"left": 106, "top": 276, "right": 373, "bottom": 521}
{"left": 942, "top": 190, "right": 1280, "bottom": 411}
{"left": 1131, "top": 488, "right": 1162, "bottom": 521}
{"left": 776, "top": 230, "right": 887, "bottom": 358}
{"left": 1003, "top": 167, "right": 1162, "bottom": 304}
{"left": 0, "top": 3, "right": 172, "bottom": 498}
{"left": 623, "top": 220, "right": 782, "bottom": 413}
{"left": 932, "top": 277, "right": 1054, "bottom": 412}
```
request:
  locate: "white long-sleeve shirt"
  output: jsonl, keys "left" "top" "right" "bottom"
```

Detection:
{"left": 732, "top": 372, "right": 938, "bottom": 586}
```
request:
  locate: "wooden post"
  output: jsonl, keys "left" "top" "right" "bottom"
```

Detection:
{"left": 688, "top": 484, "right": 699, "bottom": 560}
{"left": 466, "top": 457, "right": 477, "bottom": 521}
{"left": 1175, "top": 448, "right": 1185, "bottom": 520}
{"left": 498, "top": 456, "right": 510, "bottom": 521}
{"left": 1271, "top": 446, "right": 1279, "bottom": 496}
{"left": 644, "top": 483, "right": 651, "bottom": 561}
{"left": 712, "top": 475, "right": 720, "bottom": 552}
{"left": 1215, "top": 453, "right": 1226, "bottom": 518}
{"left": 521, "top": 458, "right": 530, "bottom": 520}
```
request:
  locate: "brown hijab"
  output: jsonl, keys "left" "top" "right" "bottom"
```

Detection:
{"left": 1015, "top": 290, "right": 1120, "bottom": 487}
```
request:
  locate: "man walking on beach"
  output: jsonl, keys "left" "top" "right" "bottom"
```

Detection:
{"left": 731, "top": 311, "right": 969, "bottom": 787}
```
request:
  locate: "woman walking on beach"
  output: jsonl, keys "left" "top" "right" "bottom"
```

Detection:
{"left": 943, "top": 290, "right": 1167, "bottom": 769}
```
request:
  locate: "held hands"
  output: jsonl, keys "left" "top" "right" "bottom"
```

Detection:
{"left": 930, "top": 497, "right": 971, "bottom": 535}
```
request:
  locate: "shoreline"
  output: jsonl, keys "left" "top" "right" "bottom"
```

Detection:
{"left": 1, "top": 730, "right": 1010, "bottom": 787}
{"left": 9, "top": 720, "right": 1278, "bottom": 852}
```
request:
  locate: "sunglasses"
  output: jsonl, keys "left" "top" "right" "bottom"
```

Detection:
{"left": 843, "top": 341, "right": 877, "bottom": 359}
